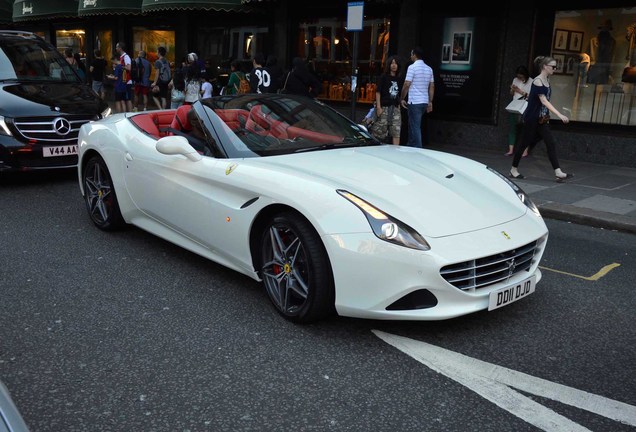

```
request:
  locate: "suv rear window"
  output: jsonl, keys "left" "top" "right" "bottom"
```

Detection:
{"left": 0, "top": 33, "right": 81, "bottom": 83}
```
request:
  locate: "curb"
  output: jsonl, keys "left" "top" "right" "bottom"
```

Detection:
{"left": 538, "top": 202, "right": 636, "bottom": 235}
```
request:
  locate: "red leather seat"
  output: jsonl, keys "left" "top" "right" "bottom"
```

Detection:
{"left": 216, "top": 109, "right": 248, "bottom": 132}
{"left": 245, "top": 105, "right": 289, "bottom": 139}
{"left": 170, "top": 105, "right": 192, "bottom": 132}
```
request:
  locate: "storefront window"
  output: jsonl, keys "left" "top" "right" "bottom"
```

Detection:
{"left": 551, "top": 8, "right": 636, "bottom": 126}
{"left": 95, "top": 30, "right": 112, "bottom": 64}
{"left": 229, "top": 27, "right": 268, "bottom": 62}
{"left": 297, "top": 17, "right": 390, "bottom": 104}
{"left": 56, "top": 29, "right": 85, "bottom": 59}
{"left": 132, "top": 27, "right": 175, "bottom": 71}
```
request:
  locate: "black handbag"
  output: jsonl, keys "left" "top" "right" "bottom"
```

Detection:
{"left": 277, "top": 71, "right": 291, "bottom": 94}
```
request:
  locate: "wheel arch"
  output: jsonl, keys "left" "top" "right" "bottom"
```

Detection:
{"left": 249, "top": 203, "right": 332, "bottom": 281}
{"left": 78, "top": 148, "right": 102, "bottom": 196}
{"left": 249, "top": 203, "right": 337, "bottom": 322}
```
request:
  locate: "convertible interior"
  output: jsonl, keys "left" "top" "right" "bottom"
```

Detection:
{"left": 129, "top": 104, "right": 344, "bottom": 147}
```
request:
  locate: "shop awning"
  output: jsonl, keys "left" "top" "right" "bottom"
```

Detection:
{"left": 141, "top": 0, "right": 250, "bottom": 13}
{"left": 0, "top": 0, "right": 12, "bottom": 23}
{"left": 78, "top": 0, "right": 143, "bottom": 16}
{"left": 13, "top": 0, "right": 78, "bottom": 22}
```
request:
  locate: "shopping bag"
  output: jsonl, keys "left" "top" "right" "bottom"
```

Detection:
{"left": 505, "top": 97, "right": 528, "bottom": 115}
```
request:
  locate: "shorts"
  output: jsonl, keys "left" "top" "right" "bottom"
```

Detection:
{"left": 134, "top": 84, "right": 150, "bottom": 96}
{"left": 114, "top": 91, "right": 128, "bottom": 101}
{"left": 155, "top": 81, "right": 169, "bottom": 99}
{"left": 370, "top": 105, "right": 401, "bottom": 139}
{"left": 125, "top": 84, "right": 134, "bottom": 101}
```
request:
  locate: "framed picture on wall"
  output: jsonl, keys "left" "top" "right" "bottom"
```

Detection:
{"left": 552, "top": 53, "right": 566, "bottom": 74}
{"left": 451, "top": 32, "right": 472, "bottom": 64}
{"left": 569, "top": 31, "right": 583, "bottom": 52}
{"left": 553, "top": 29, "right": 568, "bottom": 51}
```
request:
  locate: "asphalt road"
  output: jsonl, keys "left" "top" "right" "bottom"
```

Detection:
{"left": 1, "top": 170, "right": 635, "bottom": 432}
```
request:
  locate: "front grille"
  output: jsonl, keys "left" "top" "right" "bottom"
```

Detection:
{"left": 13, "top": 114, "right": 94, "bottom": 144}
{"left": 440, "top": 240, "right": 541, "bottom": 292}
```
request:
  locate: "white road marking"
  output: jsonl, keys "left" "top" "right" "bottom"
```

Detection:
{"left": 373, "top": 330, "right": 636, "bottom": 431}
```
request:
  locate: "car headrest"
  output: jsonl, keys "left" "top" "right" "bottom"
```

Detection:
{"left": 249, "top": 105, "right": 270, "bottom": 130}
{"left": 170, "top": 104, "right": 192, "bottom": 132}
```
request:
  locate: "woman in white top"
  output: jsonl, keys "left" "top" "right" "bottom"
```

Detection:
{"left": 183, "top": 64, "right": 201, "bottom": 105}
{"left": 506, "top": 65, "right": 532, "bottom": 156}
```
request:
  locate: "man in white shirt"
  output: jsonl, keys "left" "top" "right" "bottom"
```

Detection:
{"left": 115, "top": 41, "right": 133, "bottom": 112}
{"left": 400, "top": 47, "right": 434, "bottom": 148}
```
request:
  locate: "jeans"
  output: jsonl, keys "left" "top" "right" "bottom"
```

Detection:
{"left": 91, "top": 80, "right": 103, "bottom": 96}
{"left": 407, "top": 103, "right": 427, "bottom": 148}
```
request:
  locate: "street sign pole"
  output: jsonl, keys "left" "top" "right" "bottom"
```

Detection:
{"left": 347, "top": 1, "right": 364, "bottom": 121}
{"left": 351, "top": 32, "right": 359, "bottom": 120}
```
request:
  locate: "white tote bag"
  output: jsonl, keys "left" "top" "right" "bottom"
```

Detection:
{"left": 505, "top": 97, "right": 528, "bottom": 115}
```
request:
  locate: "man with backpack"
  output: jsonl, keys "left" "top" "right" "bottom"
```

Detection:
{"left": 133, "top": 50, "right": 152, "bottom": 111}
{"left": 225, "top": 60, "right": 249, "bottom": 95}
{"left": 115, "top": 41, "right": 133, "bottom": 112}
{"left": 151, "top": 46, "right": 171, "bottom": 109}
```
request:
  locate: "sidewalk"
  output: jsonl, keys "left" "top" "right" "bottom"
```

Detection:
{"left": 428, "top": 143, "right": 636, "bottom": 235}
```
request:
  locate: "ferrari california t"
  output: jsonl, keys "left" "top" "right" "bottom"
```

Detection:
{"left": 77, "top": 94, "right": 548, "bottom": 323}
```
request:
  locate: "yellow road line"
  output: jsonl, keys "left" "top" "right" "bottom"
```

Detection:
{"left": 539, "top": 263, "right": 621, "bottom": 281}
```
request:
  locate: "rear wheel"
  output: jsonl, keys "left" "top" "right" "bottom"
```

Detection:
{"left": 260, "top": 212, "right": 335, "bottom": 323}
{"left": 82, "top": 155, "right": 125, "bottom": 230}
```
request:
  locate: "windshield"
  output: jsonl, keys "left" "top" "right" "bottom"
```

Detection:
{"left": 0, "top": 34, "right": 81, "bottom": 83}
{"left": 199, "top": 94, "right": 377, "bottom": 158}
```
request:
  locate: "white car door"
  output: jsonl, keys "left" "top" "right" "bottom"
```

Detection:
{"left": 123, "top": 135, "right": 226, "bottom": 246}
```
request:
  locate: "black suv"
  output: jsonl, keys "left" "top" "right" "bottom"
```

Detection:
{"left": 0, "top": 31, "right": 110, "bottom": 172}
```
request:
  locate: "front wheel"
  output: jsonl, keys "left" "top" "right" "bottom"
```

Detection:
{"left": 82, "top": 155, "right": 125, "bottom": 230}
{"left": 260, "top": 212, "right": 335, "bottom": 323}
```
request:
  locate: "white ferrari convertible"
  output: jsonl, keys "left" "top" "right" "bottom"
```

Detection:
{"left": 77, "top": 94, "right": 548, "bottom": 323}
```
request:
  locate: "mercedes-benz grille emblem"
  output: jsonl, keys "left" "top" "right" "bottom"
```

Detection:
{"left": 53, "top": 117, "right": 71, "bottom": 136}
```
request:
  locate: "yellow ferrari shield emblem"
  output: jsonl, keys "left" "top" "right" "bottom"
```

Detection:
{"left": 501, "top": 231, "right": 511, "bottom": 240}
{"left": 225, "top": 163, "right": 238, "bottom": 175}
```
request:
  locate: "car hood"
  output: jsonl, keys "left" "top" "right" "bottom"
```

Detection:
{"left": 259, "top": 146, "right": 526, "bottom": 237}
{"left": 0, "top": 82, "right": 107, "bottom": 117}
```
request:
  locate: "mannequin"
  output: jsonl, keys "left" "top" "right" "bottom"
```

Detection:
{"left": 574, "top": 52, "right": 590, "bottom": 87}
{"left": 588, "top": 19, "right": 616, "bottom": 84}
{"left": 377, "top": 24, "right": 390, "bottom": 69}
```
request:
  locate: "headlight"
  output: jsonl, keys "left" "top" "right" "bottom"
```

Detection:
{"left": 100, "top": 107, "right": 112, "bottom": 119}
{"left": 487, "top": 166, "right": 541, "bottom": 217}
{"left": 0, "top": 116, "right": 12, "bottom": 136}
{"left": 337, "top": 190, "right": 431, "bottom": 251}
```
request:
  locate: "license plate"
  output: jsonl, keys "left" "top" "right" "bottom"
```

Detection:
{"left": 488, "top": 275, "right": 536, "bottom": 311}
{"left": 43, "top": 145, "right": 78, "bottom": 158}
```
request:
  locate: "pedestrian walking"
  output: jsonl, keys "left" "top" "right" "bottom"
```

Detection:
{"left": 510, "top": 56, "right": 573, "bottom": 182}
{"left": 400, "top": 47, "right": 434, "bottom": 148}
{"left": 506, "top": 65, "right": 532, "bottom": 156}
{"left": 115, "top": 41, "right": 133, "bottom": 112}
{"left": 133, "top": 50, "right": 152, "bottom": 111}
{"left": 151, "top": 46, "right": 171, "bottom": 109}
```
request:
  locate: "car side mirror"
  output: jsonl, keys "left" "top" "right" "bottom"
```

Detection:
{"left": 156, "top": 135, "right": 202, "bottom": 162}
